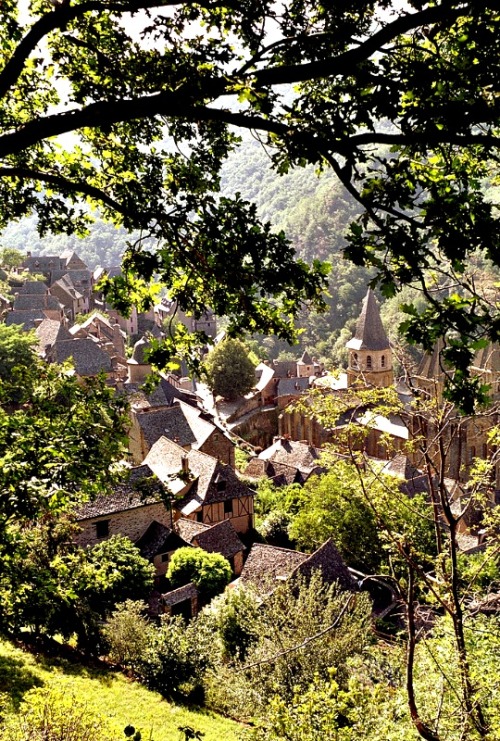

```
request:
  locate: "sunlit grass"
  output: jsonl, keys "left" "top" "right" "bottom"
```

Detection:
{"left": 0, "top": 638, "right": 241, "bottom": 740}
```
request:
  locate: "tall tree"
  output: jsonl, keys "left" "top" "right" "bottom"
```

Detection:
{"left": 204, "top": 338, "right": 256, "bottom": 400}
{"left": 1, "top": 3, "right": 500, "bottom": 403}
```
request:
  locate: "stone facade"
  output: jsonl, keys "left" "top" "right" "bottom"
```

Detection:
{"left": 75, "top": 501, "right": 172, "bottom": 548}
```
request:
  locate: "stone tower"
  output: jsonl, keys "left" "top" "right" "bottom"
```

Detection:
{"left": 346, "top": 288, "right": 393, "bottom": 387}
{"left": 127, "top": 335, "right": 152, "bottom": 384}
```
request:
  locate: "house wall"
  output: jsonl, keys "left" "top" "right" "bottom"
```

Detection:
{"left": 75, "top": 501, "right": 173, "bottom": 548}
{"left": 177, "top": 495, "right": 254, "bottom": 535}
{"left": 200, "top": 432, "right": 235, "bottom": 467}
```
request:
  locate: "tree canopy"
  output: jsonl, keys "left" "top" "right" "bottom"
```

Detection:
{"left": 2, "top": 2, "right": 500, "bottom": 405}
{"left": 204, "top": 338, "right": 256, "bottom": 400}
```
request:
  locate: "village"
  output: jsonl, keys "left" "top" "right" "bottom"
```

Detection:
{"left": 1, "top": 247, "right": 499, "bottom": 625}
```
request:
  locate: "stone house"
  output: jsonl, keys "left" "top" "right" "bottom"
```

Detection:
{"left": 74, "top": 465, "right": 173, "bottom": 548}
{"left": 129, "top": 399, "right": 235, "bottom": 467}
{"left": 245, "top": 437, "right": 325, "bottom": 485}
{"left": 144, "top": 436, "right": 254, "bottom": 534}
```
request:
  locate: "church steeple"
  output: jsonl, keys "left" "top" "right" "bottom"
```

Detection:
{"left": 346, "top": 289, "right": 393, "bottom": 387}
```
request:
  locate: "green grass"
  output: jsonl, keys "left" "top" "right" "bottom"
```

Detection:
{"left": 0, "top": 637, "right": 242, "bottom": 741}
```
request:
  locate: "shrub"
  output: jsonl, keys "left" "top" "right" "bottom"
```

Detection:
{"left": 167, "top": 548, "right": 232, "bottom": 599}
{"left": 102, "top": 600, "right": 153, "bottom": 670}
{"left": 0, "top": 688, "right": 115, "bottom": 741}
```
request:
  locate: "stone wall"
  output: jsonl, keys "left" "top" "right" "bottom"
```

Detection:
{"left": 231, "top": 408, "right": 279, "bottom": 449}
{"left": 76, "top": 501, "right": 172, "bottom": 548}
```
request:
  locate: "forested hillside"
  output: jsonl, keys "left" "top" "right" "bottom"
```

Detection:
{"left": 0, "top": 138, "right": 411, "bottom": 365}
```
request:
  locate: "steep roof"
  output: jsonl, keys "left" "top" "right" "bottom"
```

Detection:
{"left": 75, "top": 464, "right": 161, "bottom": 520}
{"left": 136, "top": 401, "right": 215, "bottom": 451}
{"left": 18, "top": 281, "right": 48, "bottom": 295}
{"left": 145, "top": 436, "right": 252, "bottom": 513}
{"left": 277, "top": 376, "right": 309, "bottom": 397}
{"left": 175, "top": 517, "right": 211, "bottom": 542}
{"left": 135, "top": 521, "right": 187, "bottom": 560}
{"left": 192, "top": 519, "right": 245, "bottom": 560}
{"left": 13, "top": 293, "right": 62, "bottom": 312}
{"left": 293, "top": 539, "right": 355, "bottom": 591}
{"left": 346, "top": 288, "right": 390, "bottom": 352}
{"left": 259, "top": 438, "right": 323, "bottom": 471}
{"left": 417, "top": 338, "right": 445, "bottom": 380}
{"left": 52, "top": 338, "right": 113, "bottom": 375}
{"left": 35, "top": 318, "right": 72, "bottom": 354}
{"left": 5, "top": 309, "right": 46, "bottom": 329}
{"left": 239, "top": 543, "right": 307, "bottom": 591}
{"left": 298, "top": 350, "right": 314, "bottom": 365}
{"left": 473, "top": 343, "right": 500, "bottom": 374}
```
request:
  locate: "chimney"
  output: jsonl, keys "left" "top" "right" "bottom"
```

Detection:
{"left": 181, "top": 455, "right": 189, "bottom": 475}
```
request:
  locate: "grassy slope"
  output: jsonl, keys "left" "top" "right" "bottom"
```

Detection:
{"left": 0, "top": 638, "right": 241, "bottom": 741}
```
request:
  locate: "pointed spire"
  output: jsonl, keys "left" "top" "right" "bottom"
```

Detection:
{"left": 346, "top": 289, "right": 390, "bottom": 351}
{"left": 298, "top": 350, "right": 313, "bottom": 365}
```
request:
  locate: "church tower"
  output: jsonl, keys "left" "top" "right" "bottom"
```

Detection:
{"left": 346, "top": 288, "right": 393, "bottom": 387}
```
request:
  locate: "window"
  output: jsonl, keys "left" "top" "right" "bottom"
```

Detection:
{"left": 161, "top": 553, "right": 170, "bottom": 563}
{"left": 352, "top": 353, "right": 358, "bottom": 368}
{"left": 95, "top": 519, "right": 110, "bottom": 538}
{"left": 196, "top": 509, "right": 204, "bottom": 523}
{"left": 469, "top": 446, "right": 476, "bottom": 463}
{"left": 381, "top": 355, "right": 386, "bottom": 368}
{"left": 217, "top": 479, "right": 227, "bottom": 492}
{"left": 224, "top": 499, "right": 232, "bottom": 515}
{"left": 366, "top": 355, "right": 372, "bottom": 369}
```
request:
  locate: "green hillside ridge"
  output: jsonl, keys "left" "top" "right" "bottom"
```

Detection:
{"left": 0, "top": 638, "right": 241, "bottom": 741}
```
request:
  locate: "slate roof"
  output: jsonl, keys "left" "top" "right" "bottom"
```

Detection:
{"left": 145, "top": 436, "right": 253, "bottom": 513}
{"left": 161, "top": 582, "right": 198, "bottom": 607}
{"left": 35, "top": 318, "right": 72, "bottom": 354}
{"left": 59, "top": 250, "right": 88, "bottom": 269}
{"left": 239, "top": 543, "right": 307, "bottom": 591}
{"left": 293, "top": 539, "right": 355, "bottom": 591}
{"left": 51, "top": 274, "right": 84, "bottom": 301}
{"left": 135, "top": 521, "right": 187, "bottom": 560}
{"left": 298, "top": 350, "right": 313, "bottom": 365}
{"left": 50, "top": 268, "right": 92, "bottom": 287}
{"left": 381, "top": 454, "right": 430, "bottom": 497}
{"left": 18, "top": 281, "right": 48, "bottom": 295}
{"left": 136, "top": 401, "right": 215, "bottom": 451}
{"left": 260, "top": 438, "right": 323, "bottom": 470}
{"left": 417, "top": 339, "right": 445, "bottom": 380}
{"left": 13, "top": 293, "right": 62, "bottom": 311}
{"left": 5, "top": 309, "right": 46, "bottom": 329}
{"left": 24, "top": 255, "right": 63, "bottom": 272}
{"left": 346, "top": 288, "right": 390, "bottom": 352}
{"left": 277, "top": 376, "right": 309, "bottom": 397}
{"left": 52, "top": 338, "right": 113, "bottom": 375}
{"left": 191, "top": 519, "right": 245, "bottom": 560}
{"left": 175, "top": 517, "right": 211, "bottom": 542}
{"left": 473, "top": 343, "right": 500, "bottom": 374}
{"left": 272, "top": 360, "right": 298, "bottom": 378}
{"left": 75, "top": 464, "right": 162, "bottom": 520}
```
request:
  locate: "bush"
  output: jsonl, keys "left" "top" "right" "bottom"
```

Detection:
{"left": 138, "top": 616, "right": 210, "bottom": 699}
{"left": 102, "top": 600, "right": 153, "bottom": 670}
{"left": 167, "top": 548, "right": 232, "bottom": 599}
{"left": 0, "top": 688, "right": 116, "bottom": 741}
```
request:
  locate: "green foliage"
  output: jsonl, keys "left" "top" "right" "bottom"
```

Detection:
{"left": 204, "top": 339, "right": 256, "bottom": 400}
{"left": 0, "top": 636, "right": 241, "bottom": 741}
{"left": 200, "top": 587, "right": 260, "bottom": 662}
{"left": 0, "top": 247, "right": 23, "bottom": 268}
{"left": 0, "top": 324, "right": 38, "bottom": 397}
{"left": 0, "top": 688, "right": 116, "bottom": 741}
{"left": 138, "top": 616, "right": 209, "bottom": 699}
{"left": 102, "top": 600, "right": 153, "bottom": 670}
{"left": 0, "top": 362, "right": 128, "bottom": 526}
{"left": 167, "top": 548, "right": 232, "bottom": 598}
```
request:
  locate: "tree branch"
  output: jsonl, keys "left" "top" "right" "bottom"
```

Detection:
{"left": 0, "top": 166, "right": 128, "bottom": 215}
{"left": 250, "top": 3, "right": 474, "bottom": 87}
